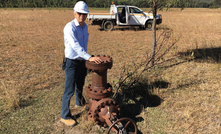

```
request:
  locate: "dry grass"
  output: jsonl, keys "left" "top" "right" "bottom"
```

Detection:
{"left": 0, "top": 8, "right": 221, "bottom": 133}
{"left": 0, "top": 80, "right": 20, "bottom": 109}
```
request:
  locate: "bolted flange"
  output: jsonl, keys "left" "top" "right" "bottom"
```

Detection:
{"left": 86, "top": 83, "right": 112, "bottom": 100}
{"left": 86, "top": 55, "right": 113, "bottom": 71}
{"left": 90, "top": 98, "right": 120, "bottom": 126}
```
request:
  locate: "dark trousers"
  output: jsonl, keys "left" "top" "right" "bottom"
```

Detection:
{"left": 61, "top": 59, "right": 87, "bottom": 119}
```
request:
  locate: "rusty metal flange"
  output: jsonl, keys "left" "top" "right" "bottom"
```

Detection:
{"left": 91, "top": 98, "right": 120, "bottom": 126}
{"left": 86, "top": 83, "right": 112, "bottom": 100}
{"left": 86, "top": 55, "right": 113, "bottom": 71}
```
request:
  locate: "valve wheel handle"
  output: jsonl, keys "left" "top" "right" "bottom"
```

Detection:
{"left": 107, "top": 117, "right": 137, "bottom": 134}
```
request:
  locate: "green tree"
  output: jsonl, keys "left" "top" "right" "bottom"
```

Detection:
{"left": 147, "top": 0, "right": 192, "bottom": 67}
{"left": 214, "top": 0, "right": 221, "bottom": 6}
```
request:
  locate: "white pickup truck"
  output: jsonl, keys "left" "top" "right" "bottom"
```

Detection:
{"left": 87, "top": 4, "right": 162, "bottom": 31}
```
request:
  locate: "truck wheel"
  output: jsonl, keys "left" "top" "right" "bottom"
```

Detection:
{"left": 103, "top": 21, "right": 114, "bottom": 31}
{"left": 145, "top": 21, "right": 152, "bottom": 31}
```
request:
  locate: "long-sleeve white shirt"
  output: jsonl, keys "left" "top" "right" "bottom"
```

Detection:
{"left": 63, "top": 19, "right": 91, "bottom": 60}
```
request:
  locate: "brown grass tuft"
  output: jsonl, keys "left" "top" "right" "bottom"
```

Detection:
{"left": 0, "top": 80, "right": 20, "bottom": 109}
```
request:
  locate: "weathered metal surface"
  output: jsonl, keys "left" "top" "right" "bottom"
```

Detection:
{"left": 86, "top": 55, "right": 113, "bottom": 99}
{"left": 86, "top": 55, "right": 137, "bottom": 134}
{"left": 86, "top": 55, "right": 113, "bottom": 71}
{"left": 91, "top": 98, "right": 120, "bottom": 126}
{"left": 86, "top": 55, "right": 113, "bottom": 93}
{"left": 86, "top": 83, "right": 112, "bottom": 99}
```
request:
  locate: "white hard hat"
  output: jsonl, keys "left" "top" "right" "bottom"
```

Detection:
{"left": 74, "top": 1, "right": 89, "bottom": 14}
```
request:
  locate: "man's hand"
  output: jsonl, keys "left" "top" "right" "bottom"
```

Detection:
{"left": 88, "top": 57, "right": 102, "bottom": 64}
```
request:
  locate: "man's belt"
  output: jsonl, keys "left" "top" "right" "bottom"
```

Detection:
{"left": 66, "top": 58, "right": 85, "bottom": 63}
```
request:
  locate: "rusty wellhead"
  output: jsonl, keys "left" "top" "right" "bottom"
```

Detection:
{"left": 86, "top": 55, "right": 137, "bottom": 134}
{"left": 86, "top": 55, "right": 113, "bottom": 99}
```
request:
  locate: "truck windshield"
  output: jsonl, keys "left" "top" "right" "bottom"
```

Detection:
{"left": 129, "top": 7, "right": 142, "bottom": 14}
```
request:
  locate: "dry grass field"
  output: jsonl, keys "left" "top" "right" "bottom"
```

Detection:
{"left": 0, "top": 8, "right": 221, "bottom": 134}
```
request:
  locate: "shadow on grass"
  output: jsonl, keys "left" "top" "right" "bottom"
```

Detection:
{"left": 99, "top": 26, "right": 143, "bottom": 31}
{"left": 177, "top": 47, "right": 221, "bottom": 63}
{"left": 157, "top": 24, "right": 172, "bottom": 31}
{"left": 19, "top": 97, "right": 36, "bottom": 108}
{"left": 99, "top": 26, "right": 149, "bottom": 31}
{"left": 97, "top": 24, "right": 172, "bottom": 32}
{"left": 114, "top": 80, "right": 169, "bottom": 134}
{"left": 98, "top": 25, "right": 172, "bottom": 32}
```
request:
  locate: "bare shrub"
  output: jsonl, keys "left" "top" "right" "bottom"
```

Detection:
{"left": 113, "top": 30, "right": 181, "bottom": 99}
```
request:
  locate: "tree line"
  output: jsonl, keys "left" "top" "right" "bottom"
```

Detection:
{"left": 0, "top": 0, "right": 220, "bottom": 8}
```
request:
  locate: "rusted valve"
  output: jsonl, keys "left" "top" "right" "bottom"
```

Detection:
{"left": 86, "top": 55, "right": 137, "bottom": 134}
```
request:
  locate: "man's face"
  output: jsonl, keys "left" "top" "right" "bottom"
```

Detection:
{"left": 74, "top": 12, "right": 88, "bottom": 25}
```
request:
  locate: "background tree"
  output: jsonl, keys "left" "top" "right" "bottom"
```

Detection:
{"left": 0, "top": 0, "right": 216, "bottom": 8}
{"left": 214, "top": 0, "right": 221, "bottom": 6}
{"left": 148, "top": 0, "right": 192, "bottom": 67}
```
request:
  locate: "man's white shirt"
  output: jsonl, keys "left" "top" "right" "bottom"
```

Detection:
{"left": 63, "top": 19, "right": 91, "bottom": 60}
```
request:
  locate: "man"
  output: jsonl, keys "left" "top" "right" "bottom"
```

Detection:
{"left": 60, "top": 1, "right": 102, "bottom": 127}
{"left": 120, "top": 8, "right": 126, "bottom": 23}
